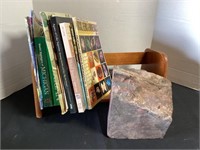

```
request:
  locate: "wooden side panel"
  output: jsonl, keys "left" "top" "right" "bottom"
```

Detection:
{"left": 31, "top": 64, "right": 42, "bottom": 118}
{"left": 141, "top": 48, "right": 168, "bottom": 78}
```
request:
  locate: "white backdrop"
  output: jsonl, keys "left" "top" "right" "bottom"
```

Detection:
{"left": 151, "top": 0, "right": 200, "bottom": 90}
{"left": 0, "top": 0, "right": 33, "bottom": 99}
{"left": 32, "top": 0, "right": 158, "bottom": 53}
{"left": 1, "top": 0, "right": 199, "bottom": 100}
{"left": 0, "top": 0, "right": 158, "bottom": 99}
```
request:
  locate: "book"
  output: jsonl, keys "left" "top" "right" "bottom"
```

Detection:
{"left": 49, "top": 16, "right": 78, "bottom": 113}
{"left": 26, "top": 11, "right": 112, "bottom": 116}
{"left": 72, "top": 18, "right": 112, "bottom": 109}
{"left": 68, "top": 22, "right": 88, "bottom": 110}
{"left": 34, "top": 36, "right": 53, "bottom": 107}
{"left": 39, "top": 11, "right": 70, "bottom": 114}
{"left": 25, "top": 14, "right": 43, "bottom": 110}
{"left": 59, "top": 22, "right": 86, "bottom": 113}
{"left": 51, "top": 16, "right": 88, "bottom": 110}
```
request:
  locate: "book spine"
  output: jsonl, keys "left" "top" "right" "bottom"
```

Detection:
{"left": 59, "top": 23, "right": 86, "bottom": 113}
{"left": 49, "top": 17, "right": 77, "bottom": 114}
{"left": 40, "top": 12, "right": 67, "bottom": 114}
{"left": 34, "top": 37, "right": 53, "bottom": 107}
{"left": 56, "top": 63, "right": 69, "bottom": 114}
{"left": 72, "top": 18, "right": 91, "bottom": 109}
{"left": 25, "top": 16, "right": 43, "bottom": 110}
{"left": 68, "top": 23, "right": 88, "bottom": 110}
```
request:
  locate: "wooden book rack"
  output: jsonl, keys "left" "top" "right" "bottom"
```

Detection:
{"left": 31, "top": 48, "right": 168, "bottom": 118}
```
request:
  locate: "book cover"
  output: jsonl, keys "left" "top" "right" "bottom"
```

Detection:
{"left": 34, "top": 36, "right": 53, "bottom": 107}
{"left": 38, "top": 11, "right": 70, "bottom": 114}
{"left": 49, "top": 16, "right": 78, "bottom": 113}
{"left": 72, "top": 18, "right": 112, "bottom": 109}
{"left": 59, "top": 22, "right": 86, "bottom": 113}
{"left": 25, "top": 14, "right": 43, "bottom": 110}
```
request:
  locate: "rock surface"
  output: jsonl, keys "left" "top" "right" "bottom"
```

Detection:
{"left": 107, "top": 66, "right": 173, "bottom": 139}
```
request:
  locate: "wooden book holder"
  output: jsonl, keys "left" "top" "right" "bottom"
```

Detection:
{"left": 31, "top": 48, "right": 168, "bottom": 118}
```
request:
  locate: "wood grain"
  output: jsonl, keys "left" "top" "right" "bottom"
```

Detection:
{"left": 141, "top": 48, "right": 168, "bottom": 77}
{"left": 31, "top": 64, "right": 42, "bottom": 118}
{"left": 104, "top": 52, "right": 145, "bottom": 65}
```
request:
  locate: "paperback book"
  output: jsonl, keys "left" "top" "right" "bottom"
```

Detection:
{"left": 25, "top": 15, "right": 43, "bottom": 109}
{"left": 72, "top": 18, "right": 112, "bottom": 109}
{"left": 59, "top": 22, "right": 87, "bottom": 113}
{"left": 34, "top": 36, "right": 53, "bottom": 107}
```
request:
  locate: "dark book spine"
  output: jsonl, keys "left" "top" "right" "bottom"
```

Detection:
{"left": 49, "top": 17, "right": 77, "bottom": 114}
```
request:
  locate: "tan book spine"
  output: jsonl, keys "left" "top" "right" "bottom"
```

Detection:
{"left": 72, "top": 18, "right": 91, "bottom": 109}
{"left": 59, "top": 22, "right": 86, "bottom": 113}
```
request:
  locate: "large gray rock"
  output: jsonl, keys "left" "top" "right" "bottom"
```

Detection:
{"left": 107, "top": 66, "right": 173, "bottom": 139}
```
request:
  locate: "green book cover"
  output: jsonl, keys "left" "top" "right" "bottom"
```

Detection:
{"left": 39, "top": 11, "right": 72, "bottom": 114}
{"left": 32, "top": 11, "right": 63, "bottom": 110}
{"left": 34, "top": 36, "right": 53, "bottom": 107}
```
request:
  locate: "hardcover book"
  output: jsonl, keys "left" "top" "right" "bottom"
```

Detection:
{"left": 34, "top": 36, "right": 53, "bottom": 107}
{"left": 25, "top": 15, "right": 43, "bottom": 109}
{"left": 49, "top": 16, "right": 78, "bottom": 113}
{"left": 72, "top": 18, "right": 112, "bottom": 109}
{"left": 39, "top": 11, "right": 71, "bottom": 114}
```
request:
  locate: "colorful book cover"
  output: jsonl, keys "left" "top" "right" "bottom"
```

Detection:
{"left": 49, "top": 16, "right": 78, "bottom": 114}
{"left": 72, "top": 18, "right": 112, "bottom": 109}
{"left": 59, "top": 22, "right": 86, "bottom": 113}
{"left": 39, "top": 11, "right": 71, "bottom": 114}
{"left": 34, "top": 36, "right": 53, "bottom": 107}
{"left": 25, "top": 15, "right": 43, "bottom": 110}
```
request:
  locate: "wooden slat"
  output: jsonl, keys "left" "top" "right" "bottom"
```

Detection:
{"left": 104, "top": 49, "right": 168, "bottom": 77}
{"left": 102, "top": 49, "right": 168, "bottom": 102}
{"left": 104, "top": 52, "right": 145, "bottom": 65}
{"left": 31, "top": 64, "right": 42, "bottom": 118}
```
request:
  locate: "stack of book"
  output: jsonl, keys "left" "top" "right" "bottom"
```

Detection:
{"left": 25, "top": 11, "right": 112, "bottom": 114}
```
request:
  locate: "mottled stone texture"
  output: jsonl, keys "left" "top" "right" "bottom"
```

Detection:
{"left": 107, "top": 66, "right": 173, "bottom": 139}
